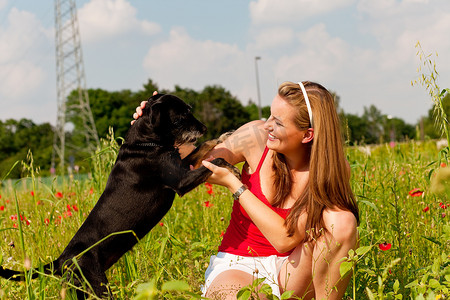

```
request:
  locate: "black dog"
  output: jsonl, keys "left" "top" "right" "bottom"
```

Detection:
{"left": 0, "top": 94, "right": 239, "bottom": 298}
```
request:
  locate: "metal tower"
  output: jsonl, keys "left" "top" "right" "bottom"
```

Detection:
{"left": 52, "top": 0, "right": 99, "bottom": 174}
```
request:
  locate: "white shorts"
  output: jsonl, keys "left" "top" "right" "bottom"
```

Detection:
{"left": 201, "top": 252, "right": 289, "bottom": 298}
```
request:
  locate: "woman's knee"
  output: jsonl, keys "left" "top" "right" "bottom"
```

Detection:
{"left": 205, "top": 270, "right": 254, "bottom": 300}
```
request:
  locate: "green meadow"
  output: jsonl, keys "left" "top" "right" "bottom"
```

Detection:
{"left": 0, "top": 133, "right": 449, "bottom": 299}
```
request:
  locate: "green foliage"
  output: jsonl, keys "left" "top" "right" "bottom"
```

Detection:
{"left": 0, "top": 119, "right": 53, "bottom": 179}
{"left": 343, "top": 106, "right": 416, "bottom": 145}
{"left": 412, "top": 42, "right": 450, "bottom": 145}
{"left": 0, "top": 135, "right": 449, "bottom": 298}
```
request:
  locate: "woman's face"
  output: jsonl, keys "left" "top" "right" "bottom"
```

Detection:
{"left": 263, "top": 95, "right": 306, "bottom": 155}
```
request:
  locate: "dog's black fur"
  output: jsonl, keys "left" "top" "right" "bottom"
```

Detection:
{"left": 0, "top": 94, "right": 239, "bottom": 298}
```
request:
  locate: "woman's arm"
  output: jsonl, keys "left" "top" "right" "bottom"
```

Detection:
{"left": 202, "top": 160, "right": 306, "bottom": 253}
{"left": 201, "top": 120, "right": 267, "bottom": 166}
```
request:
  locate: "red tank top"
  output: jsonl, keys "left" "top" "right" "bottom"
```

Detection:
{"left": 218, "top": 147, "right": 293, "bottom": 257}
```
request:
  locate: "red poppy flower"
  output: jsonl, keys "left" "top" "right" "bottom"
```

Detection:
{"left": 44, "top": 218, "right": 50, "bottom": 225}
{"left": 55, "top": 192, "right": 63, "bottom": 198}
{"left": 220, "top": 231, "right": 225, "bottom": 237}
{"left": 0, "top": 194, "right": 2, "bottom": 199}
{"left": 89, "top": 188, "right": 94, "bottom": 194}
{"left": 0, "top": 206, "right": 4, "bottom": 211}
{"left": 440, "top": 203, "right": 448, "bottom": 209}
{"left": 5, "top": 199, "right": 9, "bottom": 204}
{"left": 203, "top": 201, "right": 213, "bottom": 207}
{"left": 13, "top": 223, "right": 17, "bottom": 228}
{"left": 379, "top": 242, "right": 392, "bottom": 251}
{"left": 205, "top": 182, "right": 214, "bottom": 195}
{"left": 67, "top": 204, "right": 72, "bottom": 212}
{"left": 71, "top": 204, "right": 79, "bottom": 212}
{"left": 30, "top": 191, "right": 34, "bottom": 196}
{"left": 408, "top": 188, "right": 423, "bottom": 197}
{"left": 159, "top": 222, "right": 164, "bottom": 227}
{"left": 441, "top": 162, "right": 447, "bottom": 168}
{"left": 10, "top": 215, "right": 17, "bottom": 221}
{"left": 36, "top": 200, "right": 41, "bottom": 205}
{"left": 422, "top": 206, "right": 429, "bottom": 212}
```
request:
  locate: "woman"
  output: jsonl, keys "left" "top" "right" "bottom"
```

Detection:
{"left": 133, "top": 81, "right": 359, "bottom": 299}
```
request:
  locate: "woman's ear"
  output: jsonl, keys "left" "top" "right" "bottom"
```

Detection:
{"left": 302, "top": 128, "right": 314, "bottom": 143}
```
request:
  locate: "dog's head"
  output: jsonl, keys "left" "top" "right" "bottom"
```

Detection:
{"left": 126, "top": 94, "right": 207, "bottom": 147}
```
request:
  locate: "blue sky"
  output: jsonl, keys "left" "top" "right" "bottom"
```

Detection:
{"left": 1, "top": 0, "right": 449, "bottom": 126}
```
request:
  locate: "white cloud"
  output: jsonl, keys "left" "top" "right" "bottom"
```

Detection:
{"left": 0, "top": 0, "right": 7, "bottom": 11}
{"left": 252, "top": 26, "right": 295, "bottom": 50}
{"left": 0, "top": 8, "right": 52, "bottom": 64}
{"left": 0, "top": 6, "right": 55, "bottom": 123}
{"left": 0, "top": 61, "right": 45, "bottom": 99}
{"left": 143, "top": 27, "right": 250, "bottom": 93}
{"left": 249, "top": 0, "right": 355, "bottom": 25}
{"left": 78, "top": 0, "right": 161, "bottom": 43}
{"left": 274, "top": 24, "right": 351, "bottom": 82}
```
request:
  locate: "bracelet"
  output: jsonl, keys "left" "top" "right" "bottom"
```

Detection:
{"left": 232, "top": 185, "right": 247, "bottom": 201}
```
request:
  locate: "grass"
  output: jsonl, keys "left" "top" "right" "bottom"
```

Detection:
{"left": 0, "top": 136, "right": 449, "bottom": 299}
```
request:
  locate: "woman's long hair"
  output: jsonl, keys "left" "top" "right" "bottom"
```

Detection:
{"left": 271, "top": 81, "right": 359, "bottom": 242}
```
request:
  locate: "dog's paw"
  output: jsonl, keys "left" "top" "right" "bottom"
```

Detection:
{"left": 210, "top": 158, "right": 241, "bottom": 180}
{"left": 216, "top": 131, "right": 234, "bottom": 144}
{"left": 229, "top": 165, "right": 241, "bottom": 180}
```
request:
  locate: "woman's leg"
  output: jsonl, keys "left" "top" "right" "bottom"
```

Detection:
{"left": 204, "top": 270, "right": 256, "bottom": 300}
{"left": 279, "top": 210, "right": 358, "bottom": 299}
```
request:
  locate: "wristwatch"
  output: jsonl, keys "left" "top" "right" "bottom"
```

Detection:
{"left": 232, "top": 185, "right": 247, "bottom": 201}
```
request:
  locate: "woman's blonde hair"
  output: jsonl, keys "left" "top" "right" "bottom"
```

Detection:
{"left": 271, "top": 81, "right": 359, "bottom": 241}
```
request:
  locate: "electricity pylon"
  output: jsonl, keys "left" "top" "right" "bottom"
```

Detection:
{"left": 52, "top": 0, "right": 99, "bottom": 175}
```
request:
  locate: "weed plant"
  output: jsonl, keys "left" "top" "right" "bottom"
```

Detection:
{"left": 0, "top": 133, "right": 449, "bottom": 299}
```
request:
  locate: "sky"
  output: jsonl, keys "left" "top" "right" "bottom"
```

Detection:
{"left": 0, "top": 0, "right": 449, "bottom": 126}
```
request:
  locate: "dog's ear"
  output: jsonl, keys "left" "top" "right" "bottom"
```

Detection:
{"left": 148, "top": 101, "right": 162, "bottom": 128}
{"left": 145, "top": 93, "right": 165, "bottom": 128}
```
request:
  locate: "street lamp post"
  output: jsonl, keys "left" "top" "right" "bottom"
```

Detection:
{"left": 254, "top": 56, "right": 262, "bottom": 120}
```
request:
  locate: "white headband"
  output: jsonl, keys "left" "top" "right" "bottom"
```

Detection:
{"left": 298, "top": 81, "right": 313, "bottom": 128}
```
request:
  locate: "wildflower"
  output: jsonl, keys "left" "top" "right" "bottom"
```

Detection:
{"left": 159, "top": 222, "right": 164, "bottom": 227}
{"left": 220, "top": 231, "right": 225, "bottom": 237}
{"left": 30, "top": 191, "right": 34, "bottom": 196}
{"left": 36, "top": 200, "right": 41, "bottom": 205}
{"left": 44, "top": 218, "right": 50, "bottom": 225}
{"left": 441, "top": 162, "right": 447, "bottom": 168}
{"left": 205, "top": 182, "right": 214, "bottom": 195}
{"left": 6, "top": 199, "right": 9, "bottom": 204}
{"left": 440, "top": 202, "right": 448, "bottom": 209}
{"left": 89, "top": 188, "right": 94, "bottom": 194}
{"left": 67, "top": 204, "right": 72, "bottom": 212}
{"left": 0, "top": 194, "right": 1, "bottom": 199}
{"left": 0, "top": 206, "right": 4, "bottom": 211}
{"left": 203, "top": 201, "right": 213, "bottom": 207}
{"left": 10, "top": 215, "right": 17, "bottom": 221}
{"left": 13, "top": 223, "right": 17, "bottom": 228}
{"left": 379, "top": 242, "right": 392, "bottom": 251}
{"left": 408, "top": 188, "right": 423, "bottom": 197}
{"left": 442, "top": 213, "right": 446, "bottom": 218}
{"left": 422, "top": 206, "right": 430, "bottom": 212}
{"left": 71, "top": 204, "right": 79, "bottom": 212}
{"left": 55, "top": 192, "right": 63, "bottom": 198}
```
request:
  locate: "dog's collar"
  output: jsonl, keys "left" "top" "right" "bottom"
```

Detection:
{"left": 135, "top": 142, "right": 163, "bottom": 147}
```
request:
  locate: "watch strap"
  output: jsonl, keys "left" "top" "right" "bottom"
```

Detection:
{"left": 232, "top": 185, "right": 247, "bottom": 201}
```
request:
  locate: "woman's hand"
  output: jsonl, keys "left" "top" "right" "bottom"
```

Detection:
{"left": 202, "top": 159, "right": 242, "bottom": 191}
{"left": 131, "top": 91, "right": 158, "bottom": 125}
